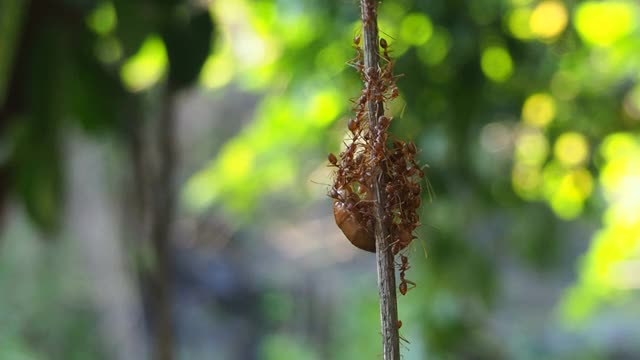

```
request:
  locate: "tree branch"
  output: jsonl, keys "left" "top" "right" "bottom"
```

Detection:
{"left": 359, "top": 1, "right": 401, "bottom": 359}
{"left": 150, "top": 91, "right": 177, "bottom": 360}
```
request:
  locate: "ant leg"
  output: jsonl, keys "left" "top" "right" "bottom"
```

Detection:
{"left": 404, "top": 278, "right": 416, "bottom": 290}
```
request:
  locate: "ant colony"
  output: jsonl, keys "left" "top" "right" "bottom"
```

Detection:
{"left": 328, "top": 34, "right": 424, "bottom": 297}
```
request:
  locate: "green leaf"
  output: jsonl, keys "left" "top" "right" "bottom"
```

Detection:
{"left": 0, "top": 0, "right": 28, "bottom": 108}
{"left": 11, "top": 118, "right": 63, "bottom": 234}
{"left": 66, "top": 32, "right": 126, "bottom": 134}
{"left": 11, "top": 28, "right": 66, "bottom": 233}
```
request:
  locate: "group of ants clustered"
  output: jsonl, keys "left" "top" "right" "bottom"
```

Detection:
{"left": 328, "top": 33, "right": 425, "bottom": 300}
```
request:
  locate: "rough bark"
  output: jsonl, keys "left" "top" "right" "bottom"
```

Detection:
{"left": 359, "top": 1, "right": 401, "bottom": 359}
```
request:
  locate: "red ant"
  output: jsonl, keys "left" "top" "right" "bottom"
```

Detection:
{"left": 398, "top": 254, "right": 416, "bottom": 295}
{"left": 329, "top": 10, "right": 424, "bottom": 261}
{"left": 348, "top": 118, "right": 359, "bottom": 133}
{"left": 396, "top": 319, "right": 411, "bottom": 345}
{"left": 389, "top": 86, "right": 399, "bottom": 100}
{"left": 380, "top": 38, "right": 388, "bottom": 52}
{"left": 328, "top": 153, "right": 338, "bottom": 166}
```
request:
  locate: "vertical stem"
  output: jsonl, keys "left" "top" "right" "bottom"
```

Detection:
{"left": 359, "top": 1, "right": 401, "bottom": 359}
{"left": 151, "top": 91, "right": 177, "bottom": 360}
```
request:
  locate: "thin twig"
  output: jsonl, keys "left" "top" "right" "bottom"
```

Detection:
{"left": 359, "top": 0, "right": 401, "bottom": 359}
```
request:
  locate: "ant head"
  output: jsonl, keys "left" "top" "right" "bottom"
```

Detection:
{"left": 328, "top": 153, "right": 338, "bottom": 166}
{"left": 348, "top": 118, "right": 359, "bottom": 133}
{"left": 380, "top": 38, "right": 388, "bottom": 49}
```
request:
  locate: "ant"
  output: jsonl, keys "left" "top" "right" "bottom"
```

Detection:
{"left": 389, "top": 228, "right": 413, "bottom": 254}
{"left": 379, "top": 38, "right": 394, "bottom": 71}
{"left": 380, "top": 38, "right": 389, "bottom": 52}
{"left": 328, "top": 153, "right": 338, "bottom": 166}
{"left": 329, "top": 11, "right": 425, "bottom": 260}
{"left": 348, "top": 118, "right": 360, "bottom": 134}
{"left": 398, "top": 254, "right": 416, "bottom": 295}
{"left": 397, "top": 320, "right": 411, "bottom": 346}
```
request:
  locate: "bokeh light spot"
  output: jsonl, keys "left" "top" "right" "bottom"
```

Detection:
{"left": 480, "top": 122, "right": 512, "bottom": 153}
{"left": 542, "top": 164, "right": 590, "bottom": 219}
{"left": 120, "top": 35, "right": 168, "bottom": 92}
{"left": 183, "top": 167, "right": 219, "bottom": 211}
{"left": 575, "top": 1, "right": 637, "bottom": 46}
{"left": 600, "top": 133, "right": 639, "bottom": 161}
{"left": 530, "top": 0, "right": 568, "bottom": 40}
{"left": 481, "top": 46, "right": 513, "bottom": 82}
{"left": 94, "top": 36, "right": 122, "bottom": 64}
{"left": 316, "top": 44, "right": 348, "bottom": 75}
{"left": 305, "top": 90, "right": 341, "bottom": 127}
{"left": 599, "top": 133, "right": 640, "bottom": 207}
{"left": 571, "top": 168, "right": 594, "bottom": 198}
{"left": 280, "top": 15, "right": 314, "bottom": 48}
{"left": 549, "top": 184, "right": 583, "bottom": 219}
{"left": 551, "top": 71, "right": 579, "bottom": 100}
{"left": 399, "top": 13, "right": 433, "bottom": 46}
{"left": 220, "top": 141, "right": 255, "bottom": 183}
{"left": 86, "top": 2, "right": 116, "bottom": 35}
{"left": 200, "top": 52, "right": 235, "bottom": 89}
{"left": 507, "top": 8, "right": 533, "bottom": 40}
{"left": 515, "top": 128, "right": 549, "bottom": 166}
{"left": 512, "top": 164, "right": 543, "bottom": 199}
{"left": 416, "top": 28, "right": 452, "bottom": 66}
{"left": 522, "top": 93, "right": 556, "bottom": 128}
{"left": 554, "top": 132, "right": 589, "bottom": 167}
{"left": 561, "top": 133, "right": 640, "bottom": 321}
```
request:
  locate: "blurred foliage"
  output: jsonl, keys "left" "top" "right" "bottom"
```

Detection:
{"left": 1, "top": 0, "right": 640, "bottom": 358}
{"left": 562, "top": 133, "right": 640, "bottom": 322}
{"left": 0, "top": 0, "right": 215, "bottom": 232}
{"left": 0, "top": 0, "right": 215, "bottom": 357}
{"left": 184, "top": 0, "right": 640, "bottom": 357}
{"left": 0, "top": 216, "right": 104, "bottom": 359}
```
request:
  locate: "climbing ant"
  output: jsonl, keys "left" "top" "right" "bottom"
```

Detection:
{"left": 398, "top": 254, "right": 416, "bottom": 295}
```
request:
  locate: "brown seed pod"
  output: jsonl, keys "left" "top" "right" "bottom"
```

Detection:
{"left": 333, "top": 200, "right": 375, "bottom": 252}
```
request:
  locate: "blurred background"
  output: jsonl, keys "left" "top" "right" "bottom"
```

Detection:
{"left": 1, "top": 0, "right": 640, "bottom": 359}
